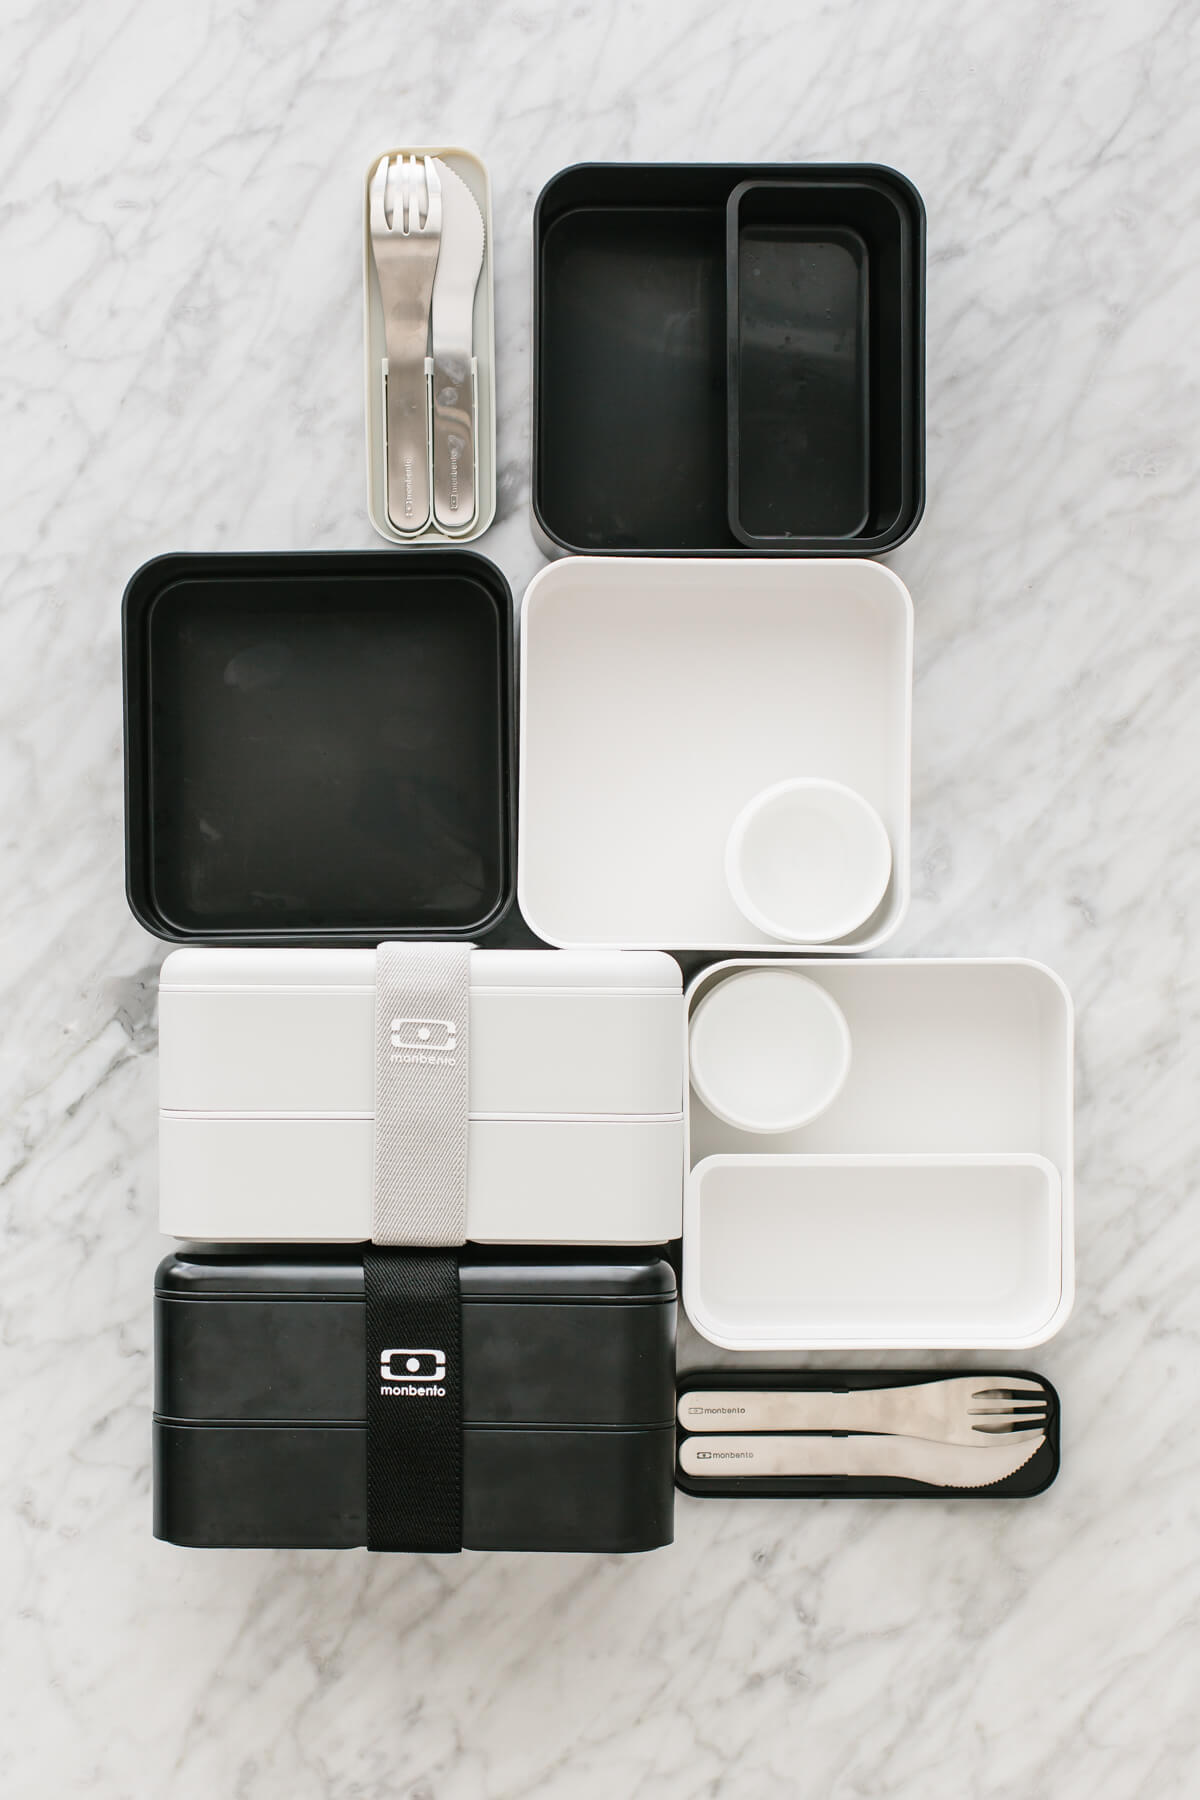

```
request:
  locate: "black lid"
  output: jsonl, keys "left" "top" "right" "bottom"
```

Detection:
{"left": 155, "top": 1246, "right": 677, "bottom": 1302}
{"left": 155, "top": 1249, "right": 677, "bottom": 1430}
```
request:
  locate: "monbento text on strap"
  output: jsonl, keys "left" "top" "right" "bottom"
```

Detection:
{"left": 364, "top": 1247, "right": 462, "bottom": 1552}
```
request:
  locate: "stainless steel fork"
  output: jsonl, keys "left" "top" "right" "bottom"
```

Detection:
{"left": 368, "top": 154, "right": 442, "bottom": 533}
{"left": 676, "top": 1376, "right": 1050, "bottom": 1447}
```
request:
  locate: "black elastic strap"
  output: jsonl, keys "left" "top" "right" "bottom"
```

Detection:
{"left": 363, "top": 1248, "right": 462, "bottom": 1553}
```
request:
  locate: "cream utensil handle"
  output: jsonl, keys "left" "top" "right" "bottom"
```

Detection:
{"left": 384, "top": 354, "right": 433, "bottom": 533}
{"left": 432, "top": 356, "right": 474, "bottom": 527}
{"left": 678, "top": 1432, "right": 1045, "bottom": 1488}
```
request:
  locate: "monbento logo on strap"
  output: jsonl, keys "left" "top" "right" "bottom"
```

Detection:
{"left": 389, "top": 1016, "right": 457, "bottom": 1067}
{"left": 379, "top": 1347, "right": 447, "bottom": 1397}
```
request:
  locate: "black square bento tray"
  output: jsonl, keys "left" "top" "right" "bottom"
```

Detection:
{"left": 123, "top": 550, "right": 515, "bottom": 943}
{"left": 532, "top": 162, "right": 925, "bottom": 557}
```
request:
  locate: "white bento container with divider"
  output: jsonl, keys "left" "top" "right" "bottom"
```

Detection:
{"left": 683, "top": 957, "right": 1075, "bottom": 1350}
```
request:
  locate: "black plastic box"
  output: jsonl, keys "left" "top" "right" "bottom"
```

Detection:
{"left": 532, "top": 162, "right": 925, "bottom": 557}
{"left": 155, "top": 1248, "right": 677, "bottom": 1552}
{"left": 123, "top": 551, "right": 515, "bottom": 943}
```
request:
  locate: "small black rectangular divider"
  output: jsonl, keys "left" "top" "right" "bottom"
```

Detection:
{"left": 728, "top": 178, "right": 919, "bottom": 549}
{"left": 123, "top": 550, "right": 515, "bottom": 942}
{"left": 731, "top": 213, "right": 871, "bottom": 541}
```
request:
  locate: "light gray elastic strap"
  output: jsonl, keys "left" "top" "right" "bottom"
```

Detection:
{"left": 373, "top": 942, "right": 471, "bottom": 1245}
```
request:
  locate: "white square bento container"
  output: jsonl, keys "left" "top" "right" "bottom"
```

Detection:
{"left": 518, "top": 557, "right": 912, "bottom": 952}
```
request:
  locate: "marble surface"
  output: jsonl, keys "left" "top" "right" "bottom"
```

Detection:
{"left": 2, "top": 0, "right": 1199, "bottom": 1793}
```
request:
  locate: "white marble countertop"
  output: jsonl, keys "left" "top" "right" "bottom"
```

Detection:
{"left": 3, "top": 1, "right": 1198, "bottom": 1794}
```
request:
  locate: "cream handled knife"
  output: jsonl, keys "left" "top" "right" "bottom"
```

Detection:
{"left": 678, "top": 1433, "right": 1045, "bottom": 1488}
{"left": 429, "top": 157, "right": 484, "bottom": 530}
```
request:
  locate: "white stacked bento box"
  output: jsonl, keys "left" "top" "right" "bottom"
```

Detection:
{"left": 158, "top": 948, "right": 684, "bottom": 1245}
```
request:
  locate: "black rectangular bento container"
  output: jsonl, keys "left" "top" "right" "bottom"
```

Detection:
{"left": 155, "top": 1248, "right": 677, "bottom": 1552}
{"left": 532, "top": 163, "right": 925, "bottom": 557}
{"left": 123, "top": 551, "right": 516, "bottom": 944}
{"left": 675, "top": 1368, "right": 1060, "bottom": 1499}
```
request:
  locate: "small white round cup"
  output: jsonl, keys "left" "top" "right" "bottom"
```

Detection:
{"left": 688, "top": 968, "right": 853, "bottom": 1134}
{"left": 724, "top": 777, "right": 893, "bottom": 944}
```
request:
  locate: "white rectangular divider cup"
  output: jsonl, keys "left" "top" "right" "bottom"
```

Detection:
{"left": 518, "top": 557, "right": 912, "bottom": 951}
{"left": 682, "top": 957, "right": 1075, "bottom": 1350}
{"left": 687, "top": 1153, "right": 1063, "bottom": 1350}
{"left": 158, "top": 947, "right": 684, "bottom": 1245}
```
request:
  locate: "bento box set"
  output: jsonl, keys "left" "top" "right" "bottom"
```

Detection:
{"left": 123, "top": 156, "right": 1073, "bottom": 1556}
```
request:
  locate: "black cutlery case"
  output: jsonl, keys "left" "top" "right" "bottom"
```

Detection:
{"left": 675, "top": 1368, "right": 1060, "bottom": 1499}
{"left": 155, "top": 1247, "right": 677, "bottom": 1553}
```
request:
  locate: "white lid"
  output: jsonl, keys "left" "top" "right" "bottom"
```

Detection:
{"left": 157, "top": 946, "right": 685, "bottom": 1121}
{"left": 159, "top": 947, "right": 681, "bottom": 993}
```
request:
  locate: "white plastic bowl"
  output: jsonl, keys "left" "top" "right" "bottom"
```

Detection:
{"left": 725, "top": 777, "right": 893, "bottom": 944}
{"left": 687, "top": 967, "right": 852, "bottom": 1134}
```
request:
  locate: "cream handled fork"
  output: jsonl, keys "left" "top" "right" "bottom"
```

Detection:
{"left": 368, "top": 154, "right": 442, "bottom": 534}
{"left": 677, "top": 1376, "right": 1049, "bottom": 1447}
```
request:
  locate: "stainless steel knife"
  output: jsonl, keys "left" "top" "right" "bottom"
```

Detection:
{"left": 678, "top": 1432, "right": 1045, "bottom": 1487}
{"left": 429, "top": 157, "right": 484, "bottom": 531}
